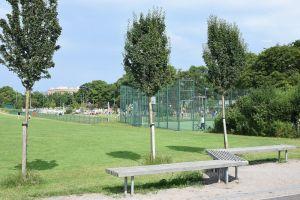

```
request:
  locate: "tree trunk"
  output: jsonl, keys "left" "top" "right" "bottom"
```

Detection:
{"left": 22, "top": 89, "right": 30, "bottom": 178}
{"left": 148, "top": 96, "right": 156, "bottom": 160}
{"left": 221, "top": 94, "right": 229, "bottom": 149}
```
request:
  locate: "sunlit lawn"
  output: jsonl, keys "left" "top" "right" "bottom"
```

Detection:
{"left": 0, "top": 113, "right": 299, "bottom": 200}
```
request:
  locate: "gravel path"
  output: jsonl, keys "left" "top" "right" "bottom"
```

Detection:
{"left": 44, "top": 160, "right": 300, "bottom": 200}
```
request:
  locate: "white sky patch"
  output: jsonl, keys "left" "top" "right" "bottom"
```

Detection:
{"left": 0, "top": 7, "right": 9, "bottom": 18}
{"left": 1, "top": 0, "right": 300, "bottom": 91}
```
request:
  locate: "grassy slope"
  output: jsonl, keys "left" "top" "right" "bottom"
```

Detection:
{"left": 0, "top": 113, "right": 299, "bottom": 199}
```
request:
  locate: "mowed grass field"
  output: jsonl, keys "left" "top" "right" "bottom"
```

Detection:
{"left": 0, "top": 113, "right": 299, "bottom": 200}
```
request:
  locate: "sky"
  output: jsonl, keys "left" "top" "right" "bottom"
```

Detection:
{"left": 0, "top": 0, "right": 300, "bottom": 93}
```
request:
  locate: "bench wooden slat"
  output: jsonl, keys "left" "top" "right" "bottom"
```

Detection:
{"left": 220, "top": 145, "right": 297, "bottom": 154}
{"left": 106, "top": 160, "right": 248, "bottom": 177}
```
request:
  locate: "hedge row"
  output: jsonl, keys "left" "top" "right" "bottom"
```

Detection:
{"left": 214, "top": 85, "right": 300, "bottom": 138}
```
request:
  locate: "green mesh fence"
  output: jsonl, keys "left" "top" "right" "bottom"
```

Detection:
{"left": 120, "top": 79, "right": 247, "bottom": 131}
{"left": 35, "top": 113, "right": 108, "bottom": 124}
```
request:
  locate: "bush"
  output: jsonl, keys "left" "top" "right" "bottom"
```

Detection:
{"left": 0, "top": 170, "right": 43, "bottom": 188}
{"left": 272, "top": 121, "right": 297, "bottom": 138}
{"left": 214, "top": 86, "right": 299, "bottom": 138}
{"left": 65, "top": 107, "right": 73, "bottom": 114}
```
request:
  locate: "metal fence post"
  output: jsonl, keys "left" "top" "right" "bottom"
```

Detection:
{"left": 177, "top": 80, "right": 181, "bottom": 131}
{"left": 166, "top": 86, "right": 169, "bottom": 129}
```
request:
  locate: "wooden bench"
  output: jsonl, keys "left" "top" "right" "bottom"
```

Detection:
{"left": 207, "top": 145, "right": 297, "bottom": 162}
{"left": 106, "top": 160, "right": 248, "bottom": 195}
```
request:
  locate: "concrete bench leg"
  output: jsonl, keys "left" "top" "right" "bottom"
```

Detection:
{"left": 285, "top": 150, "right": 288, "bottom": 162}
{"left": 131, "top": 176, "right": 134, "bottom": 195}
{"left": 224, "top": 167, "right": 229, "bottom": 184}
{"left": 278, "top": 151, "right": 281, "bottom": 162}
{"left": 218, "top": 168, "right": 221, "bottom": 183}
{"left": 124, "top": 177, "right": 128, "bottom": 195}
{"left": 235, "top": 166, "right": 238, "bottom": 180}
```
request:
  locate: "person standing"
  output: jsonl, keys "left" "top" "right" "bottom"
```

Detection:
{"left": 200, "top": 115, "right": 205, "bottom": 130}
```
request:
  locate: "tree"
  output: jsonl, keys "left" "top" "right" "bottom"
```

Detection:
{"left": 0, "top": 86, "right": 18, "bottom": 106}
{"left": 0, "top": 0, "right": 61, "bottom": 178}
{"left": 236, "top": 52, "right": 258, "bottom": 89}
{"left": 251, "top": 45, "right": 300, "bottom": 88}
{"left": 76, "top": 80, "right": 114, "bottom": 108}
{"left": 203, "top": 15, "right": 246, "bottom": 148}
{"left": 292, "top": 40, "right": 300, "bottom": 48}
{"left": 176, "top": 65, "right": 212, "bottom": 95}
{"left": 31, "top": 91, "right": 46, "bottom": 108}
{"left": 123, "top": 9, "right": 173, "bottom": 159}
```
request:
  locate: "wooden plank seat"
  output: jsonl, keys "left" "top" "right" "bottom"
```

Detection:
{"left": 106, "top": 160, "right": 248, "bottom": 195}
{"left": 207, "top": 145, "right": 297, "bottom": 162}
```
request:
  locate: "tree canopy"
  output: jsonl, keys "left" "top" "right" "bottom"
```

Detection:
{"left": 203, "top": 15, "right": 247, "bottom": 94}
{"left": 0, "top": 0, "right": 62, "bottom": 90}
{"left": 251, "top": 45, "right": 300, "bottom": 88}
{"left": 76, "top": 80, "right": 115, "bottom": 108}
{"left": 0, "top": 86, "right": 23, "bottom": 108}
{"left": 123, "top": 8, "right": 173, "bottom": 96}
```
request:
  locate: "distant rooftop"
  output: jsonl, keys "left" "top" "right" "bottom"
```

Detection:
{"left": 47, "top": 86, "right": 79, "bottom": 95}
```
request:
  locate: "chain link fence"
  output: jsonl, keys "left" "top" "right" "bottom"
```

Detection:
{"left": 0, "top": 108, "right": 108, "bottom": 124}
{"left": 120, "top": 79, "right": 247, "bottom": 131}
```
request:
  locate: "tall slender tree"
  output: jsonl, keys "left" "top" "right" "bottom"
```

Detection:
{"left": 203, "top": 15, "right": 246, "bottom": 148}
{"left": 124, "top": 8, "right": 173, "bottom": 159}
{"left": 0, "top": 0, "right": 61, "bottom": 178}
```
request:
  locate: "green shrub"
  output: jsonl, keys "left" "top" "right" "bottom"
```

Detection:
{"left": 214, "top": 86, "right": 299, "bottom": 138}
{"left": 272, "top": 121, "right": 297, "bottom": 138}
{"left": 0, "top": 170, "right": 43, "bottom": 188}
{"left": 143, "top": 154, "right": 172, "bottom": 165}
{"left": 65, "top": 107, "right": 73, "bottom": 114}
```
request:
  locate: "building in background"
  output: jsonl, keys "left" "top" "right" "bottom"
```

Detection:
{"left": 47, "top": 87, "right": 79, "bottom": 95}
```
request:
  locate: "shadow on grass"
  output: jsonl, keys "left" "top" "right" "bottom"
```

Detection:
{"left": 103, "top": 172, "right": 202, "bottom": 194}
{"left": 248, "top": 158, "right": 278, "bottom": 165}
{"left": 166, "top": 146, "right": 205, "bottom": 153}
{"left": 14, "top": 159, "right": 58, "bottom": 171}
{"left": 106, "top": 151, "right": 141, "bottom": 161}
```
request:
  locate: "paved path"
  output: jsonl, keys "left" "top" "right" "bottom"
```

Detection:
{"left": 264, "top": 194, "right": 300, "bottom": 200}
{"left": 44, "top": 160, "right": 300, "bottom": 200}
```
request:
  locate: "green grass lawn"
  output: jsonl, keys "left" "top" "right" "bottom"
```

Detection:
{"left": 0, "top": 113, "right": 299, "bottom": 200}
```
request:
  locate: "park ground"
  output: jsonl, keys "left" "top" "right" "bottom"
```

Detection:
{"left": 45, "top": 160, "right": 300, "bottom": 200}
{"left": 0, "top": 113, "right": 300, "bottom": 200}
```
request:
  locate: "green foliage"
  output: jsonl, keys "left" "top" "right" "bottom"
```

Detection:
{"left": 251, "top": 45, "right": 300, "bottom": 88}
{"left": 203, "top": 15, "right": 247, "bottom": 93}
{"left": 123, "top": 8, "right": 173, "bottom": 96}
{"left": 0, "top": 86, "right": 23, "bottom": 108}
{"left": 143, "top": 154, "right": 172, "bottom": 165}
{"left": 31, "top": 91, "right": 46, "bottom": 108}
{"left": 214, "top": 106, "right": 246, "bottom": 134}
{"left": 0, "top": 170, "right": 43, "bottom": 188}
{"left": 76, "top": 80, "right": 114, "bottom": 108}
{"left": 214, "top": 87, "right": 300, "bottom": 138}
{"left": 272, "top": 121, "right": 297, "bottom": 138}
{"left": 47, "top": 92, "right": 73, "bottom": 108}
{"left": 0, "top": 0, "right": 62, "bottom": 90}
{"left": 292, "top": 39, "right": 300, "bottom": 48}
{"left": 236, "top": 52, "right": 258, "bottom": 89}
{"left": 65, "top": 107, "right": 73, "bottom": 114}
{"left": 176, "top": 65, "right": 213, "bottom": 95}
